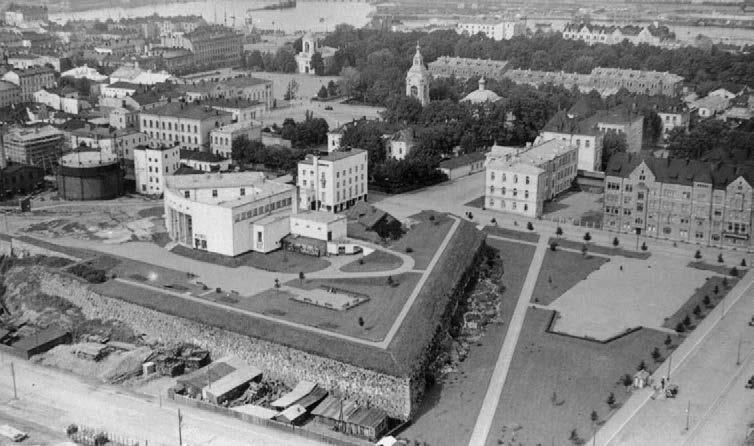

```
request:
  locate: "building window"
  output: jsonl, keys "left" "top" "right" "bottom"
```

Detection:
{"left": 240, "top": 188, "right": 245, "bottom": 196}
{"left": 212, "top": 189, "right": 217, "bottom": 197}
{"left": 525, "top": 176, "right": 530, "bottom": 185}
{"left": 184, "top": 191, "right": 190, "bottom": 198}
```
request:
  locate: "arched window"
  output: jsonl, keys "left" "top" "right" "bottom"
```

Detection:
{"left": 410, "top": 85, "right": 418, "bottom": 97}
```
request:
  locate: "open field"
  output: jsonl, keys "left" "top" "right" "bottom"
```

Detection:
{"left": 401, "top": 238, "right": 536, "bottom": 446}
{"left": 550, "top": 252, "right": 707, "bottom": 340}
{"left": 340, "top": 249, "right": 403, "bottom": 273}
{"left": 484, "top": 308, "right": 679, "bottom": 446}
{"left": 390, "top": 211, "right": 454, "bottom": 270}
{"left": 532, "top": 249, "right": 609, "bottom": 306}
{"left": 171, "top": 244, "right": 331, "bottom": 274}
{"left": 253, "top": 274, "right": 423, "bottom": 341}
{"left": 662, "top": 275, "right": 737, "bottom": 332}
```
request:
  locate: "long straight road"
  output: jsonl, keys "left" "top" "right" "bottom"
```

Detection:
{"left": 467, "top": 235, "right": 548, "bottom": 446}
{"left": 0, "top": 357, "right": 325, "bottom": 446}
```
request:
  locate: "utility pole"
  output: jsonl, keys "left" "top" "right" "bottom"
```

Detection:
{"left": 177, "top": 409, "right": 183, "bottom": 446}
{"left": 10, "top": 362, "right": 16, "bottom": 399}
{"left": 737, "top": 337, "right": 742, "bottom": 366}
{"left": 667, "top": 352, "right": 672, "bottom": 382}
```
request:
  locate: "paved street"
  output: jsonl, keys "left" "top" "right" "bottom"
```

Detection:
{"left": 0, "top": 357, "right": 325, "bottom": 446}
{"left": 467, "top": 235, "right": 548, "bottom": 446}
{"left": 590, "top": 271, "right": 754, "bottom": 446}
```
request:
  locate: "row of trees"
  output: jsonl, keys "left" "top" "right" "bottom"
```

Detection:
{"left": 666, "top": 117, "right": 754, "bottom": 161}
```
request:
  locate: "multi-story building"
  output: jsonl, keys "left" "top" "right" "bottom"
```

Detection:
{"left": 297, "top": 149, "right": 368, "bottom": 213}
{"left": 540, "top": 111, "right": 604, "bottom": 173}
{"left": 201, "top": 98, "right": 266, "bottom": 123}
{"left": 503, "top": 67, "right": 684, "bottom": 97}
{"left": 384, "top": 128, "right": 416, "bottom": 161}
{"left": 603, "top": 153, "right": 754, "bottom": 248}
{"left": 133, "top": 143, "right": 180, "bottom": 195}
{"left": 3, "top": 125, "right": 65, "bottom": 169}
{"left": 485, "top": 139, "right": 578, "bottom": 218}
{"left": 295, "top": 33, "right": 337, "bottom": 75}
{"left": 68, "top": 126, "right": 148, "bottom": 161}
{"left": 591, "top": 109, "right": 644, "bottom": 153}
{"left": 139, "top": 102, "right": 234, "bottom": 151}
{"left": 456, "top": 18, "right": 526, "bottom": 41}
{"left": 657, "top": 108, "right": 690, "bottom": 140}
{"left": 160, "top": 25, "right": 243, "bottom": 70}
{"left": 179, "top": 150, "right": 231, "bottom": 172}
{"left": 164, "top": 171, "right": 297, "bottom": 255}
{"left": 2, "top": 66, "right": 55, "bottom": 102}
{"left": 5, "top": 3, "right": 48, "bottom": 25}
{"left": 210, "top": 120, "right": 262, "bottom": 159}
{"left": 7, "top": 54, "right": 61, "bottom": 72}
{"left": 60, "top": 65, "right": 109, "bottom": 83}
{"left": 109, "top": 66, "right": 173, "bottom": 85}
{"left": 178, "top": 76, "right": 275, "bottom": 111}
{"left": 562, "top": 23, "right": 675, "bottom": 47}
{"left": 0, "top": 81, "right": 21, "bottom": 108}
{"left": 427, "top": 57, "right": 509, "bottom": 80}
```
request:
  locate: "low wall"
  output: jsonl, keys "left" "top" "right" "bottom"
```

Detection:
{"left": 0, "top": 238, "right": 80, "bottom": 261}
{"left": 33, "top": 269, "right": 413, "bottom": 419}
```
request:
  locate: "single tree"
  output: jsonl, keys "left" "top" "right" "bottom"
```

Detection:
{"left": 583, "top": 232, "right": 591, "bottom": 242}
{"left": 606, "top": 392, "right": 616, "bottom": 408}
{"left": 693, "top": 305, "right": 702, "bottom": 318}
{"left": 683, "top": 315, "right": 692, "bottom": 327}
{"left": 730, "top": 267, "right": 739, "bottom": 277}
{"left": 299, "top": 271, "right": 305, "bottom": 284}
{"left": 637, "top": 360, "right": 646, "bottom": 371}
{"left": 590, "top": 410, "right": 598, "bottom": 423}
{"left": 664, "top": 335, "right": 672, "bottom": 346}
{"left": 527, "top": 221, "right": 534, "bottom": 231}
{"left": 675, "top": 322, "right": 686, "bottom": 333}
{"left": 651, "top": 347, "right": 661, "bottom": 362}
{"left": 387, "top": 275, "right": 394, "bottom": 286}
{"left": 326, "top": 80, "right": 338, "bottom": 97}
{"left": 358, "top": 316, "right": 364, "bottom": 327}
{"left": 714, "top": 284, "right": 720, "bottom": 295}
{"left": 694, "top": 250, "right": 702, "bottom": 259}
{"left": 718, "top": 253, "right": 724, "bottom": 263}
{"left": 612, "top": 237, "right": 619, "bottom": 247}
{"left": 703, "top": 295, "right": 711, "bottom": 306}
{"left": 641, "top": 241, "right": 648, "bottom": 251}
{"left": 556, "top": 226, "right": 563, "bottom": 237}
{"left": 317, "top": 85, "right": 328, "bottom": 99}
{"left": 468, "top": 212, "right": 473, "bottom": 220}
{"left": 550, "top": 241, "right": 558, "bottom": 251}
{"left": 621, "top": 374, "right": 633, "bottom": 387}
{"left": 742, "top": 258, "right": 748, "bottom": 267}
{"left": 274, "top": 278, "right": 280, "bottom": 289}
{"left": 491, "top": 217, "right": 497, "bottom": 225}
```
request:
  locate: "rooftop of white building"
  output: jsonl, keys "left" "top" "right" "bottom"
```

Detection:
{"left": 299, "top": 148, "right": 367, "bottom": 165}
{"left": 292, "top": 210, "right": 346, "bottom": 224}
{"left": 487, "top": 139, "right": 574, "bottom": 170}
{"left": 165, "top": 171, "right": 293, "bottom": 208}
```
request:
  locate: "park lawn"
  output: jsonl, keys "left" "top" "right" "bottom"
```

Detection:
{"left": 662, "top": 275, "right": 738, "bottom": 332}
{"left": 340, "top": 249, "right": 403, "bottom": 273}
{"left": 390, "top": 211, "right": 454, "bottom": 270}
{"left": 227, "top": 273, "right": 423, "bottom": 342}
{"left": 485, "top": 308, "right": 680, "bottom": 446}
{"left": 483, "top": 225, "right": 540, "bottom": 243}
{"left": 171, "top": 244, "right": 330, "bottom": 274}
{"left": 136, "top": 206, "right": 164, "bottom": 219}
{"left": 464, "top": 195, "right": 485, "bottom": 209}
{"left": 532, "top": 249, "right": 609, "bottom": 306}
{"left": 346, "top": 222, "right": 382, "bottom": 244}
{"left": 401, "top": 238, "right": 536, "bottom": 446}
{"left": 552, "top": 237, "right": 651, "bottom": 259}
{"left": 688, "top": 261, "right": 744, "bottom": 276}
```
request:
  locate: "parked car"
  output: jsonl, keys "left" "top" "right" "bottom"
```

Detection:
{"left": 0, "top": 425, "right": 28, "bottom": 442}
{"left": 324, "top": 105, "right": 333, "bottom": 110}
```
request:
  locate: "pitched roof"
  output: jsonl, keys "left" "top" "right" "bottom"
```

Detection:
{"left": 439, "top": 152, "right": 487, "bottom": 170}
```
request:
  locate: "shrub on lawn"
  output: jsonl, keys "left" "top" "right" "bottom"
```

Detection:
{"left": 675, "top": 322, "right": 685, "bottom": 333}
{"left": 612, "top": 237, "right": 619, "bottom": 247}
{"left": 405, "top": 247, "right": 413, "bottom": 253}
{"left": 569, "top": 429, "right": 584, "bottom": 445}
{"left": 718, "top": 253, "right": 724, "bottom": 263}
{"left": 742, "top": 259, "right": 747, "bottom": 267}
{"left": 606, "top": 392, "right": 616, "bottom": 408}
{"left": 527, "top": 222, "right": 534, "bottom": 231}
{"left": 664, "top": 335, "right": 673, "bottom": 347}
{"left": 693, "top": 305, "right": 702, "bottom": 319}
{"left": 641, "top": 242, "right": 647, "bottom": 251}
{"left": 583, "top": 232, "right": 591, "bottom": 241}
{"left": 730, "top": 267, "right": 739, "bottom": 277}
{"left": 491, "top": 218, "right": 496, "bottom": 225}
{"left": 621, "top": 374, "right": 633, "bottom": 387}
{"left": 387, "top": 275, "right": 394, "bottom": 286}
{"left": 703, "top": 295, "right": 711, "bottom": 307}
{"left": 683, "top": 315, "right": 692, "bottom": 327}
{"left": 556, "top": 226, "right": 563, "bottom": 237}
{"left": 652, "top": 347, "right": 661, "bottom": 362}
{"left": 694, "top": 250, "right": 702, "bottom": 259}
{"left": 358, "top": 317, "right": 364, "bottom": 327}
{"left": 550, "top": 241, "right": 558, "bottom": 251}
{"left": 637, "top": 360, "right": 646, "bottom": 371}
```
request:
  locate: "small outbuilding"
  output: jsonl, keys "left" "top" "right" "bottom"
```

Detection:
{"left": 202, "top": 365, "right": 262, "bottom": 405}
{"left": 633, "top": 370, "right": 651, "bottom": 389}
{"left": 275, "top": 404, "right": 307, "bottom": 425}
{"left": 12, "top": 327, "right": 72, "bottom": 359}
{"left": 439, "top": 152, "right": 487, "bottom": 181}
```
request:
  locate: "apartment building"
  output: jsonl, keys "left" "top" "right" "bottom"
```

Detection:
{"left": 540, "top": 111, "right": 604, "bottom": 172}
{"left": 485, "top": 140, "right": 578, "bottom": 218}
{"left": 657, "top": 108, "right": 690, "bottom": 140}
{"left": 2, "top": 66, "right": 55, "bottom": 102}
{"left": 139, "top": 102, "right": 234, "bottom": 151}
{"left": 210, "top": 120, "right": 262, "bottom": 159}
{"left": 133, "top": 144, "right": 180, "bottom": 195}
{"left": 562, "top": 23, "right": 675, "bottom": 47}
{"left": 7, "top": 54, "right": 61, "bottom": 72}
{"left": 456, "top": 18, "right": 526, "bottom": 41}
{"left": 3, "top": 125, "right": 65, "bottom": 169}
{"left": 0, "top": 81, "right": 21, "bottom": 108}
{"left": 603, "top": 153, "right": 754, "bottom": 248}
{"left": 160, "top": 25, "right": 243, "bottom": 70}
{"left": 201, "top": 98, "right": 266, "bottom": 123}
{"left": 69, "top": 126, "right": 148, "bottom": 161}
{"left": 385, "top": 128, "right": 416, "bottom": 160}
{"left": 297, "top": 149, "right": 368, "bottom": 213}
{"left": 428, "top": 57, "right": 509, "bottom": 80}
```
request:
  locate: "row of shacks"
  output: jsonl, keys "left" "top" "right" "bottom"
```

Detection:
{"left": 174, "top": 357, "right": 390, "bottom": 441}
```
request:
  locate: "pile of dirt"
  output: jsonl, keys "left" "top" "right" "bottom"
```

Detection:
{"left": 35, "top": 344, "right": 153, "bottom": 383}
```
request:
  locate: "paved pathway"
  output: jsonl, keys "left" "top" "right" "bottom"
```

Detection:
{"left": 114, "top": 216, "right": 459, "bottom": 349}
{"left": 467, "top": 234, "right": 548, "bottom": 446}
{"left": 588, "top": 270, "right": 754, "bottom": 446}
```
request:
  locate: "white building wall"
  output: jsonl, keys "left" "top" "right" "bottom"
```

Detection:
{"left": 540, "top": 131, "right": 603, "bottom": 172}
{"left": 134, "top": 146, "right": 180, "bottom": 194}
{"left": 290, "top": 214, "right": 347, "bottom": 241}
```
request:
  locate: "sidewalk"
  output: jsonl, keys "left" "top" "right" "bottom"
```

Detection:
{"left": 590, "top": 270, "right": 754, "bottom": 446}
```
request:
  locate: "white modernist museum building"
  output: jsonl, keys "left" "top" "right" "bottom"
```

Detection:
{"left": 164, "top": 171, "right": 352, "bottom": 257}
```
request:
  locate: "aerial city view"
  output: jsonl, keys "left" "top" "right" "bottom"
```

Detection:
{"left": 0, "top": 0, "right": 752, "bottom": 444}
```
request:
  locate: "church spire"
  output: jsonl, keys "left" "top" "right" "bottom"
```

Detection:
{"left": 412, "top": 43, "right": 423, "bottom": 67}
